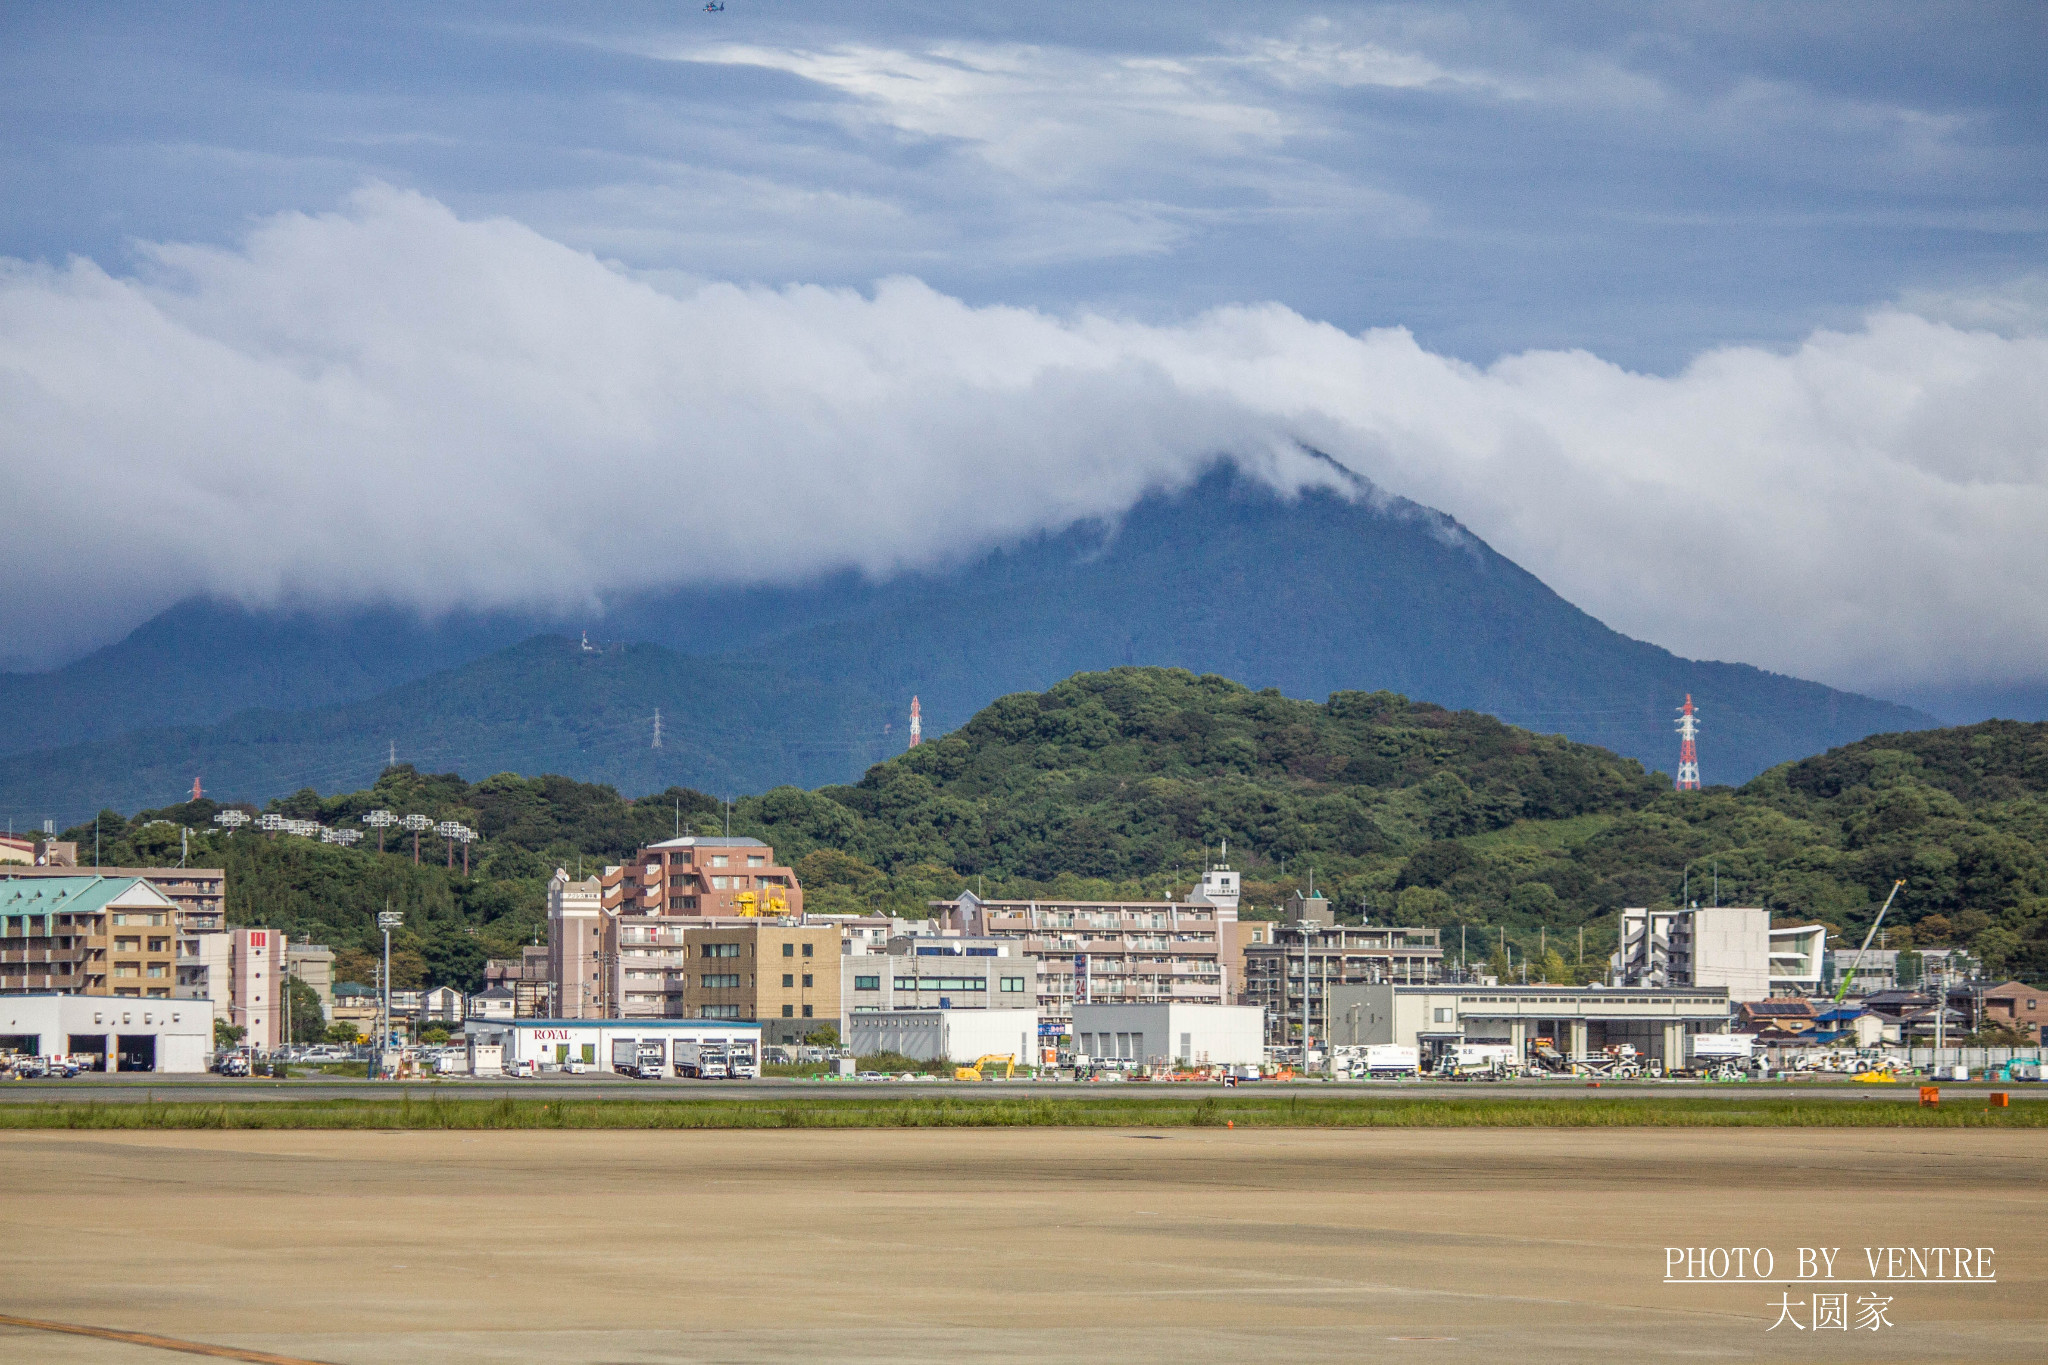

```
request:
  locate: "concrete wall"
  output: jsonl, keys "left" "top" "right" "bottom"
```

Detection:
{"left": 1071, "top": 1003, "right": 1265, "bottom": 1065}
{"left": 1686, "top": 907, "right": 1771, "bottom": 1002}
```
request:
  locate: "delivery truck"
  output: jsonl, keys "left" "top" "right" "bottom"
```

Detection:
{"left": 673, "top": 1040, "right": 729, "bottom": 1079}
{"left": 611, "top": 1038, "right": 666, "bottom": 1079}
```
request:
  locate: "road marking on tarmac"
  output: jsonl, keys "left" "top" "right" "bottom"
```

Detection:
{"left": 0, "top": 1313, "right": 336, "bottom": 1364}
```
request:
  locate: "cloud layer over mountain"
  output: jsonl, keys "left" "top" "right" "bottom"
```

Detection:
{"left": 3, "top": 187, "right": 2044, "bottom": 691}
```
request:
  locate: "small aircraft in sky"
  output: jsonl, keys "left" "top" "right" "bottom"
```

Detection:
{"left": 703, "top": 2, "right": 724, "bottom": 10}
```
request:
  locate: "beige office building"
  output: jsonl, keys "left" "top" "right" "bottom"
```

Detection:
{"left": 681, "top": 921, "right": 842, "bottom": 1047}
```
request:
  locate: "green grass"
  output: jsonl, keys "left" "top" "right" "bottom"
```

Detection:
{"left": 0, "top": 1094, "right": 2041, "bottom": 1131}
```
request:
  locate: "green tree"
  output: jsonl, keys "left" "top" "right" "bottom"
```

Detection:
{"left": 1536, "top": 948, "right": 1569, "bottom": 983}
{"left": 803, "top": 1024, "right": 841, "bottom": 1048}
{"left": 285, "top": 978, "right": 325, "bottom": 1044}
{"left": 421, "top": 1026, "right": 451, "bottom": 1044}
{"left": 214, "top": 1019, "right": 246, "bottom": 1050}
{"left": 325, "top": 1021, "right": 365, "bottom": 1046}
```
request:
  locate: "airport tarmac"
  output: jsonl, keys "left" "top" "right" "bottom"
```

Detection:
{"left": 1, "top": 1126, "right": 2039, "bottom": 1363}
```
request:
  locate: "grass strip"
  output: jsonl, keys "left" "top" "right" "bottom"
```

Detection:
{"left": 0, "top": 1094, "right": 2043, "bottom": 1130}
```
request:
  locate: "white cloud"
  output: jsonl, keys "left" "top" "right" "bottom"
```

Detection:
{"left": 1, "top": 187, "right": 2044, "bottom": 693}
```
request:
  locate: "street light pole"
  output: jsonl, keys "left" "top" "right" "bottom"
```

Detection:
{"left": 377, "top": 907, "right": 403, "bottom": 1079}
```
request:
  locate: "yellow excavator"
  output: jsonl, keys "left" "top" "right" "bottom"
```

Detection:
{"left": 954, "top": 1054, "right": 1016, "bottom": 1081}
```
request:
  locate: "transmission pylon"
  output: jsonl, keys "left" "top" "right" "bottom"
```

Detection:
{"left": 1675, "top": 694, "right": 1701, "bottom": 791}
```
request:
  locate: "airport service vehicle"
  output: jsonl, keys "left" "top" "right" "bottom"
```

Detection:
{"left": 673, "top": 1040, "right": 729, "bottom": 1079}
{"left": 1687, "top": 1033, "right": 1758, "bottom": 1080}
{"left": 724, "top": 1039, "right": 759, "bottom": 1079}
{"left": 1437, "top": 1043, "right": 1519, "bottom": 1080}
{"left": 1573, "top": 1045, "right": 1643, "bottom": 1080}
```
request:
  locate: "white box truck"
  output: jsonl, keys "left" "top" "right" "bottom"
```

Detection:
{"left": 673, "top": 1040, "right": 729, "bottom": 1079}
{"left": 725, "top": 1039, "right": 759, "bottom": 1079}
{"left": 612, "top": 1038, "right": 665, "bottom": 1079}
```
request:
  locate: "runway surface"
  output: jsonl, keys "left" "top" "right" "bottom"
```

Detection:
{"left": 1, "top": 1126, "right": 2039, "bottom": 1362}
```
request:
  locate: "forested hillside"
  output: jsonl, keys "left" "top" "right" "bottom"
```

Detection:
{"left": 56, "top": 669, "right": 2048, "bottom": 994}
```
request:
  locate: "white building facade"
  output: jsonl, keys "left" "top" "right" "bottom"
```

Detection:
{"left": 1071, "top": 1002, "right": 1265, "bottom": 1067}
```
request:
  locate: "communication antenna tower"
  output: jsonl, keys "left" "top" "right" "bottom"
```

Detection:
{"left": 909, "top": 696, "right": 921, "bottom": 748}
{"left": 1675, "top": 694, "right": 1702, "bottom": 791}
{"left": 388, "top": 740, "right": 397, "bottom": 769}
{"left": 652, "top": 708, "right": 663, "bottom": 750}
{"left": 191, "top": 776, "right": 203, "bottom": 802}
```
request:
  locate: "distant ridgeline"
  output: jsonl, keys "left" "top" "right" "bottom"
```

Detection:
{"left": 56, "top": 669, "right": 2048, "bottom": 995}
{"left": 0, "top": 466, "right": 1930, "bottom": 820}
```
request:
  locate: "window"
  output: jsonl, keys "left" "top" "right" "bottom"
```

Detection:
{"left": 1001, "top": 976, "right": 1026, "bottom": 992}
{"left": 115, "top": 936, "right": 140, "bottom": 951}
{"left": 701, "top": 1004, "right": 743, "bottom": 1020}
{"left": 146, "top": 964, "right": 168, "bottom": 978}
{"left": 802, "top": 974, "right": 813, "bottom": 988}
{"left": 747, "top": 856, "right": 764, "bottom": 867}
{"left": 711, "top": 877, "right": 729, "bottom": 889}
{"left": 782, "top": 943, "right": 795, "bottom": 957}
{"left": 702, "top": 943, "right": 740, "bottom": 958}
{"left": 802, "top": 1005, "right": 813, "bottom": 1018}
{"left": 854, "top": 975, "right": 880, "bottom": 991}
{"left": 1434, "top": 1008, "right": 1453, "bottom": 1023}
{"left": 114, "top": 964, "right": 138, "bottom": 977}
{"left": 781, "top": 1004, "right": 794, "bottom": 1018}
{"left": 782, "top": 973, "right": 794, "bottom": 987}
{"left": 711, "top": 855, "right": 729, "bottom": 868}
{"left": 700, "top": 973, "right": 741, "bottom": 989}
{"left": 802, "top": 943, "right": 814, "bottom": 958}
{"left": 147, "top": 938, "right": 169, "bottom": 953}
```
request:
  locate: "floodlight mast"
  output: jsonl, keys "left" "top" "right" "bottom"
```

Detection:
{"left": 400, "top": 813, "right": 432, "bottom": 864}
{"left": 362, "top": 809, "right": 397, "bottom": 854}
{"left": 437, "top": 820, "right": 463, "bottom": 868}
{"left": 455, "top": 825, "right": 476, "bottom": 875}
{"left": 376, "top": 907, "right": 403, "bottom": 1073}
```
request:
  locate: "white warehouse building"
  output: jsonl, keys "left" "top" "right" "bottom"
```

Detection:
{"left": 846, "top": 1007, "right": 1038, "bottom": 1064}
{"left": 0, "top": 994, "right": 212, "bottom": 1073}
{"left": 471, "top": 1018, "right": 762, "bottom": 1073}
{"left": 1071, "top": 1002, "right": 1265, "bottom": 1067}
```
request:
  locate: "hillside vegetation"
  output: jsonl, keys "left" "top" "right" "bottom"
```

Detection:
{"left": 57, "top": 669, "right": 2048, "bottom": 994}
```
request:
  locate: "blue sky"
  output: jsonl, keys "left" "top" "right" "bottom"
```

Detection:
{"left": 1, "top": 2, "right": 2044, "bottom": 704}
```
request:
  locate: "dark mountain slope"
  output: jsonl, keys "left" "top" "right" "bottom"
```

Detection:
{"left": 0, "top": 467, "right": 1930, "bottom": 824}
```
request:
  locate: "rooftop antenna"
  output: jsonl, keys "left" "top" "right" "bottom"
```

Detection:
{"left": 909, "top": 696, "right": 922, "bottom": 748}
{"left": 674, "top": 797, "right": 680, "bottom": 839}
{"left": 1675, "top": 695, "right": 1701, "bottom": 791}
{"left": 652, "top": 708, "right": 663, "bottom": 750}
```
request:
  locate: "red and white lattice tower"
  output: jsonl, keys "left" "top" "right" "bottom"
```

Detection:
{"left": 909, "top": 696, "right": 922, "bottom": 748}
{"left": 1674, "top": 694, "right": 1701, "bottom": 791}
{"left": 191, "top": 775, "right": 204, "bottom": 802}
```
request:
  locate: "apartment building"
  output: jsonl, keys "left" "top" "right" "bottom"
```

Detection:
{"left": 547, "top": 869, "right": 606, "bottom": 1018}
{"left": 931, "top": 887, "right": 1236, "bottom": 1029}
{"left": 1, "top": 875, "right": 181, "bottom": 997}
{"left": 843, "top": 936, "right": 1036, "bottom": 1023}
{"left": 1242, "top": 891, "right": 1444, "bottom": 1044}
{"left": 600, "top": 837, "right": 803, "bottom": 918}
{"left": 484, "top": 944, "right": 551, "bottom": 1018}
{"left": 679, "top": 921, "right": 842, "bottom": 1046}
{"left": 4, "top": 865, "right": 225, "bottom": 929}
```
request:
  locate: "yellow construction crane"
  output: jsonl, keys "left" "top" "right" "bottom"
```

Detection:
{"left": 954, "top": 1054, "right": 1015, "bottom": 1081}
